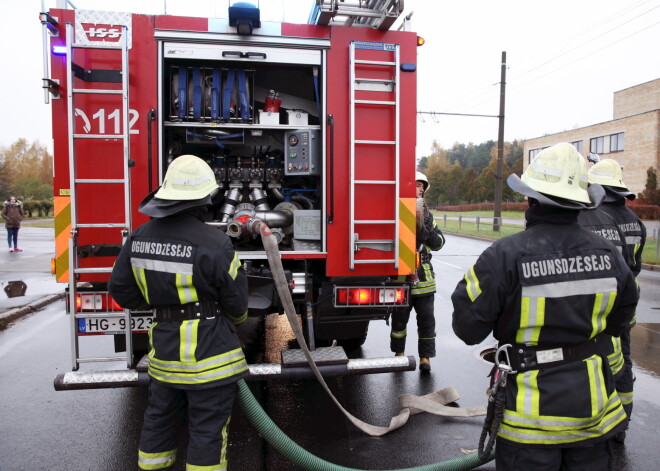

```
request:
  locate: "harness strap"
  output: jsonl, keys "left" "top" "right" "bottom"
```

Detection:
{"left": 508, "top": 335, "right": 608, "bottom": 372}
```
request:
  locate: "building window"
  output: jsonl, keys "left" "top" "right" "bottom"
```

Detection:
{"left": 590, "top": 136, "right": 604, "bottom": 154}
{"left": 571, "top": 140, "right": 583, "bottom": 154}
{"left": 610, "top": 132, "right": 624, "bottom": 152}
{"left": 529, "top": 147, "right": 546, "bottom": 163}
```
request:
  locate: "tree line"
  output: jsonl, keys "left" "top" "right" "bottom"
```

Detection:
{"left": 0, "top": 139, "right": 53, "bottom": 201}
{"left": 418, "top": 139, "right": 525, "bottom": 208}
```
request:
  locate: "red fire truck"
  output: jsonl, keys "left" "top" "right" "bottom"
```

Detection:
{"left": 42, "top": 1, "right": 421, "bottom": 389}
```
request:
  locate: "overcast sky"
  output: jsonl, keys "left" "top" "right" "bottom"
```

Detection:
{"left": 2, "top": 0, "right": 659, "bottom": 160}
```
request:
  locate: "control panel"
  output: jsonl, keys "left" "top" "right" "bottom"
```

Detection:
{"left": 284, "top": 129, "right": 321, "bottom": 176}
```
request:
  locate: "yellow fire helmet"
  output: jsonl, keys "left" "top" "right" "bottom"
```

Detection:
{"left": 507, "top": 143, "right": 604, "bottom": 210}
{"left": 139, "top": 155, "right": 219, "bottom": 218}
{"left": 588, "top": 158, "right": 635, "bottom": 201}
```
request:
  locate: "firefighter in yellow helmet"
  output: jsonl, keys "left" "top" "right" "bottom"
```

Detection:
{"left": 390, "top": 171, "right": 445, "bottom": 372}
{"left": 452, "top": 143, "right": 638, "bottom": 469}
{"left": 109, "top": 155, "right": 248, "bottom": 471}
{"left": 588, "top": 158, "right": 646, "bottom": 444}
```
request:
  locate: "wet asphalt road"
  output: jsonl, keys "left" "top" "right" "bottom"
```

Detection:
{"left": 1, "top": 231, "right": 659, "bottom": 470}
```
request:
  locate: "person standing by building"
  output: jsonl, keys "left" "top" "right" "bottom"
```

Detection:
{"left": 390, "top": 172, "right": 445, "bottom": 372}
{"left": 452, "top": 143, "right": 638, "bottom": 469}
{"left": 2, "top": 195, "right": 24, "bottom": 252}
{"left": 588, "top": 158, "right": 647, "bottom": 443}
{"left": 108, "top": 155, "right": 249, "bottom": 471}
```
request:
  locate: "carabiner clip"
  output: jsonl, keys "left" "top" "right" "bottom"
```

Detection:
{"left": 495, "top": 343, "right": 516, "bottom": 375}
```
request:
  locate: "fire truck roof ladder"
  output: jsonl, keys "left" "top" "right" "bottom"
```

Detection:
{"left": 349, "top": 40, "right": 400, "bottom": 270}
{"left": 309, "top": 0, "right": 404, "bottom": 30}
{"left": 65, "top": 22, "right": 134, "bottom": 371}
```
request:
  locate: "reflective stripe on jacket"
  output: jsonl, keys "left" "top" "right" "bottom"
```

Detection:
{"left": 411, "top": 215, "right": 445, "bottom": 297}
{"left": 451, "top": 206, "right": 638, "bottom": 447}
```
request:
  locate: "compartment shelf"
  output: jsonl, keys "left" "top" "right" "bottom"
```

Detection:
{"left": 163, "top": 121, "right": 321, "bottom": 130}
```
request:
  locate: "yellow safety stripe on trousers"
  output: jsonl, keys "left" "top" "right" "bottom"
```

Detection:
{"left": 148, "top": 322, "right": 157, "bottom": 357}
{"left": 500, "top": 392, "right": 626, "bottom": 445}
{"left": 398, "top": 198, "right": 417, "bottom": 275}
{"left": 607, "top": 336, "right": 624, "bottom": 376}
{"left": 515, "top": 370, "right": 540, "bottom": 416}
{"left": 220, "top": 416, "right": 230, "bottom": 471}
{"left": 589, "top": 291, "right": 616, "bottom": 339}
{"left": 228, "top": 251, "right": 241, "bottom": 280}
{"left": 391, "top": 328, "right": 407, "bottom": 339}
{"left": 179, "top": 320, "right": 199, "bottom": 363}
{"left": 54, "top": 196, "right": 71, "bottom": 282}
{"left": 516, "top": 296, "right": 545, "bottom": 345}
{"left": 138, "top": 449, "right": 177, "bottom": 470}
{"left": 132, "top": 267, "right": 151, "bottom": 304}
{"left": 148, "top": 354, "right": 249, "bottom": 386}
{"left": 176, "top": 273, "right": 199, "bottom": 304}
{"left": 464, "top": 266, "right": 482, "bottom": 302}
{"left": 186, "top": 419, "right": 232, "bottom": 471}
{"left": 618, "top": 390, "right": 633, "bottom": 405}
{"left": 226, "top": 310, "right": 248, "bottom": 325}
{"left": 586, "top": 355, "right": 607, "bottom": 416}
{"left": 186, "top": 460, "right": 227, "bottom": 471}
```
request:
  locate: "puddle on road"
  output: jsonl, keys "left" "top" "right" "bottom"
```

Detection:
{"left": 632, "top": 323, "right": 660, "bottom": 377}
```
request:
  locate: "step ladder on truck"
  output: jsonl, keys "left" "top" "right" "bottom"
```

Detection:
{"left": 41, "top": 1, "right": 423, "bottom": 391}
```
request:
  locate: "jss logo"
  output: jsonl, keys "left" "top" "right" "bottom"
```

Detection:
{"left": 81, "top": 23, "right": 123, "bottom": 42}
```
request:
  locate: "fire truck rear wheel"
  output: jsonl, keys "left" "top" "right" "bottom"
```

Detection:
{"left": 336, "top": 323, "right": 369, "bottom": 351}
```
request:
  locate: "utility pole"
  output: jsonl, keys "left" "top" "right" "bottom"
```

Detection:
{"left": 493, "top": 51, "right": 507, "bottom": 232}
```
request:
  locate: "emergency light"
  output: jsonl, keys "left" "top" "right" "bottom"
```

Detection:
{"left": 229, "top": 2, "right": 261, "bottom": 36}
{"left": 53, "top": 45, "right": 67, "bottom": 55}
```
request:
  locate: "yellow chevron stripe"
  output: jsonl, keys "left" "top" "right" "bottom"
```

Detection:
{"left": 398, "top": 198, "right": 416, "bottom": 275}
{"left": 54, "top": 197, "right": 71, "bottom": 282}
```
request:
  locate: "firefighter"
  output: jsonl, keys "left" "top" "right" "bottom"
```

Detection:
{"left": 108, "top": 154, "right": 249, "bottom": 471}
{"left": 390, "top": 172, "right": 445, "bottom": 372}
{"left": 588, "top": 158, "right": 647, "bottom": 444}
{"left": 451, "top": 143, "right": 638, "bottom": 469}
{"left": 577, "top": 205, "right": 629, "bottom": 390}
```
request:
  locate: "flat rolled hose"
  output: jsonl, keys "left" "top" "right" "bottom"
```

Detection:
{"left": 237, "top": 379, "right": 495, "bottom": 471}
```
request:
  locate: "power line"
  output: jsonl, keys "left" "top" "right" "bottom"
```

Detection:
{"left": 427, "top": 2, "right": 659, "bottom": 117}
{"left": 509, "top": 4, "right": 660, "bottom": 83}
{"left": 510, "top": 20, "right": 660, "bottom": 93}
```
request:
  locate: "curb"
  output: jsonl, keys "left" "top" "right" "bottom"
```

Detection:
{"left": 0, "top": 292, "right": 66, "bottom": 329}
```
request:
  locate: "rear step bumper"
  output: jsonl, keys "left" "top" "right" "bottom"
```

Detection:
{"left": 53, "top": 354, "right": 416, "bottom": 390}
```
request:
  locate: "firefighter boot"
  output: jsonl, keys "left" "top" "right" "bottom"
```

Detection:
{"left": 419, "top": 357, "right": 431, "bottom": 372}
{"left": 395, "top": 352, "right": 405, "bottom": 357}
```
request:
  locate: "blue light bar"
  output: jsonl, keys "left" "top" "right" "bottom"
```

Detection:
{"left": 53, "top": 45, "right": 67, "bottom": 55}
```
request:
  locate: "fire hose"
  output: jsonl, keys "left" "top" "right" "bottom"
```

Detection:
{"left": 232, "top": 217, "right": 495, "bottom": 470}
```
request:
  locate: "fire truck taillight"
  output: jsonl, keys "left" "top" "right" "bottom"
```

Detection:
{"left": 111, "top": 298, "right": 124, "bottom": 311}
{"left": 417, "top": 36, "right": 425, "bottom": 46}
{"left": 74, "top": 293, "right": 124, "bottom": 312}
{"left": 51, "top": 257, "right": 56, "bottom": 275}
{"left": 335, "top": 287, "right": 408, "bottom": 307}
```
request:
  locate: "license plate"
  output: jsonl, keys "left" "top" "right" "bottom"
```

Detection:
{"left": 77, "top": 316, "right": 153, "bottom": 335}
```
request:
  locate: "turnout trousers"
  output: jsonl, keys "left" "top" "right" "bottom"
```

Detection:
{"left": 617, "top": 324, "right": 634, "bottom": 422}
{"left": 390, "top": 293, "right": 436, "bottom": 358}
{"left": 496, "top": 438, "right": 612, "bottom": 471}
{"left": 138, "top": 380, "right": 237, "bottom": 470}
